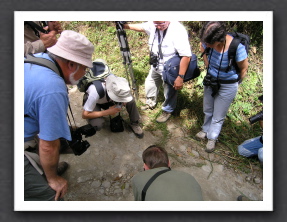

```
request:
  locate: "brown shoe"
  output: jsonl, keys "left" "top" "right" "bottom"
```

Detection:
{"left": 129, "top": 121, "right": 144, "bottom": 138}
{"left": 57, "top": 161, "right": 69, "bottom": 176}
{"left": 156, "top": 111, "right": 172, "bottom": 123}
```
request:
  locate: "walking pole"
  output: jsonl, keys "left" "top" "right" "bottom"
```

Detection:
{"left": 115, "top": 21, "right": 139, "bottom": 100}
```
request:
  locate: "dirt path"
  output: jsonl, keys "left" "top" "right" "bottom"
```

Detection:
{"left": 60, "top": 86, "right": 263, "bottom": 201}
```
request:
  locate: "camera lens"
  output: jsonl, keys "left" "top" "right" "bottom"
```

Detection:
{"left": 249, "top": 111, "right": 263, "bottom": 124}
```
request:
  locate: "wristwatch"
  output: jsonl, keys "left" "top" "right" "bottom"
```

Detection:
{"left": 178, "top": 74, "right": 185, "bottom": 79}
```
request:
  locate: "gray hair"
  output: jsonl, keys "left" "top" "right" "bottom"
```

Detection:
{"left": 47, "top": 51, "right": 69, "bottom": 63}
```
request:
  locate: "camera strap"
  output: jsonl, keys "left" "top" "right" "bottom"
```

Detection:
{"left": 25, "top": 21, "right": 49, "bottom": 37}
{"left": 67, "top": 104, "right": 77, "bottom": 128}
{"left": 157, "top": 29, "right": 167, "bottom": 59}
{"left": 206, "top": 40, "right": 226, "bottom": 81}
{"left": 141, "top": 168, "right": 171, "bottom": 201}
{"left": 150, "top": 28, "right": 168, "bottom": 59}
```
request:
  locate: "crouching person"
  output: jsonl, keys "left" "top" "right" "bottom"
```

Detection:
{"left": 132, "top": 145, "right": 203, "bottom": 201}
{"left": 24, "top": 30, "right": 94, "bottom": 200}
{"left": 82, "top": 74, "right": 143, "bottom": 138}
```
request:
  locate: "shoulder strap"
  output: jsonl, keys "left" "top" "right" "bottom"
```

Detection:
{"left": 141, "top": 168, "right": 171, "bottom": 201}
{"left": 25, "top": 21, "right": 49, "bottom": 34}
{"left": 157, "top": 28, "right": 168, "bottom": 59}
{"left": 24, "top": 54, "right": 78, "bottom": 126}
{"left": 227, "top": 37, "right": 241, "bottom": 72}
{"left": 92, "top": 80, "right": 105, "bottom": 99}
{"left": 24, "top": 54, "right": 61, "bottom": 76}
{"left": 200, "top": 47, "right": 211, "bottom": 58}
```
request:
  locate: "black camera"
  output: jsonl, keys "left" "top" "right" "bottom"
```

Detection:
{"left": 68, "top": 124, "right": 97, "bottom": 156}
{"left": 149, "top": 51, "right": 158, "bottom": 68}
{"left": 203, "top": 73, "right": 220, "bottom": 96}
{"left": 203, "top": 73, "right": 217, "bottom": 87}
{"left": 115, "top": 102, "right": 122, "bottom": 108}
{"left": 249, "top": 95, "right": 263, "bottom": 124}
{"left": 249, "top": 111, "right": 263, "bottom": 124}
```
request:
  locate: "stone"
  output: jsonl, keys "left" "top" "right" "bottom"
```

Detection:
{"left": 114, "top": 189, "right": 122, "bottom": 194}
{"left": 102, "top": 181, "right": 111, "bottom": 188}
{"left": 191, "top": 150, "right": 200, "bottom": 157}
{"left": 91, "top": 180, "right": 101, "bottom": 188}
{"left": 253, "top": 177, "right": 261, "bottom": 184}
{"left": 104, "top": 137, "right": 109, "bottom": 144}
{"left": 77, "top": 176, "right": 91, "bottom": 183}
{"left": 179, "top": 145, "right": 186, "bottom": 152}
{"left": 202, "top": 165, "right": 212, "bottom": 173}
{"left": 245, "top": 176, "right": 252, "bottom": 182}
{"left": 215, "top": 164, "right": 224, "bottom": 172}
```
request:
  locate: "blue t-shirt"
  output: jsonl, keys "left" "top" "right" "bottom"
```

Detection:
{"left": 203, "top": 35, "right": 247, "bottom": 80}
{"left": 24, "top": 53, "right": 71, "bottom": 142}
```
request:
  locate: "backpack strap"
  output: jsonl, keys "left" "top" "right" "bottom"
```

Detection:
{"left": 92, "top": 80, "right": 106, "bottom": 99}
{"left": 24, "top": 54, "right": 61, "bottom": 76}
{"left": 83, "top": 80, "right": 109, "bottom": 106}
{"left": 141, "top": 168, "right": 171, "bottom": 201}
{"left": 200, "top": 46, "right": 211, "bottom": 58}
{"left": 226, "top": 37, "right": 241, "bottom": 73}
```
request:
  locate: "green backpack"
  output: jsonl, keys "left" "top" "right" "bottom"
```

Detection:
{"left": 77, "top": 59, "right": 111, "bottom": 93}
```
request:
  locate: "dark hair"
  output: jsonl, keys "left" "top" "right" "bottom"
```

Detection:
{"left": 200, "top": 21, "right": 227, "bottom": 44}
{"left": 142, "top": 145, "right": 169, "bottom": 169}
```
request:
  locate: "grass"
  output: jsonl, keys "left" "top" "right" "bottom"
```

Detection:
{"left": 61, "top": 21, "right": 263, "bottom": 173}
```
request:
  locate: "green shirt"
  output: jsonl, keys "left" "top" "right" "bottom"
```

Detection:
{"left": 132, "top": 167, "right": 203, "bottom": 201}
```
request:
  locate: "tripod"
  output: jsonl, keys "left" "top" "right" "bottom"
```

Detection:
{"left": 115, "top": 21, "right": 139, "bottom": 100}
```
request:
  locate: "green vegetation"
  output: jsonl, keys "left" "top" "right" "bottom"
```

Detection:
{"left": 61, "top": 21, "right": 263, "bottom": 173}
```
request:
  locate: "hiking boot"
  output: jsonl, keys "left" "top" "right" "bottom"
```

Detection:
{"left": 205, "top": 139, "right": 216, "bottom": 153}
{"left": 237, "top": 195, "right": 251, "bottom": 201}
{"left": 156, "top": 111, "right": 172, "bottom": 123}
{"left": 195, "top": 131, "right": 207, "bottom": 140}
{"left": 141, "top": 104, "right": 155, "bottom": 111}
{"left": 57, "top": 162, "right": 69, "bottom": 176}
{"left": 129, "top": 121, "right": 144, "bottom": 138}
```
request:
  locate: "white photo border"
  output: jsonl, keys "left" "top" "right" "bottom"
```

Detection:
{"left": 15, "top": 11, "right": 273, "bottom": 211}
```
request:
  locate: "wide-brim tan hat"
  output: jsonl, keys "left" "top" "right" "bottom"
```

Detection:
{"left": 47, "top": 30, "right": 94, "bottom": 68}
{"left": 106, "top": 75, "right": 133, "bottom": 103}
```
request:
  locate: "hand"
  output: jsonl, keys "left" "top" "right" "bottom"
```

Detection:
{"left": 173, "top": 76, "right": 184, "bottom": 90}
{"left": 48, "top": 175, "right": 68, "bottom": 201}
{"left": 108, "top": 105, "right": 121, "bottom": 115}
{"left": 115, "top": 21, "right": 127, "bottom": 30}
{"left": 48, "top": 21, "right": 63, "bottom": 34}
{"left": 40, "top": 28, "right": 58, "bottom": 49}
{"left": 238, "top": 78, "right": 243, "bottom": 85}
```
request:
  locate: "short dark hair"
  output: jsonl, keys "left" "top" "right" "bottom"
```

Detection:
{"left": 200, "top": 21, "right": 227, "bottom": 44}
{"left": 142, "top": 145, "right": 169, "bottom": 169}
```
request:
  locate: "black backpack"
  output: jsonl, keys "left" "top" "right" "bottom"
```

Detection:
{"left": 202, "top": 31, "right": 250, "bottom": 73}
{"left": 226, "top": 32, "right": 250, "bottom": 72}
